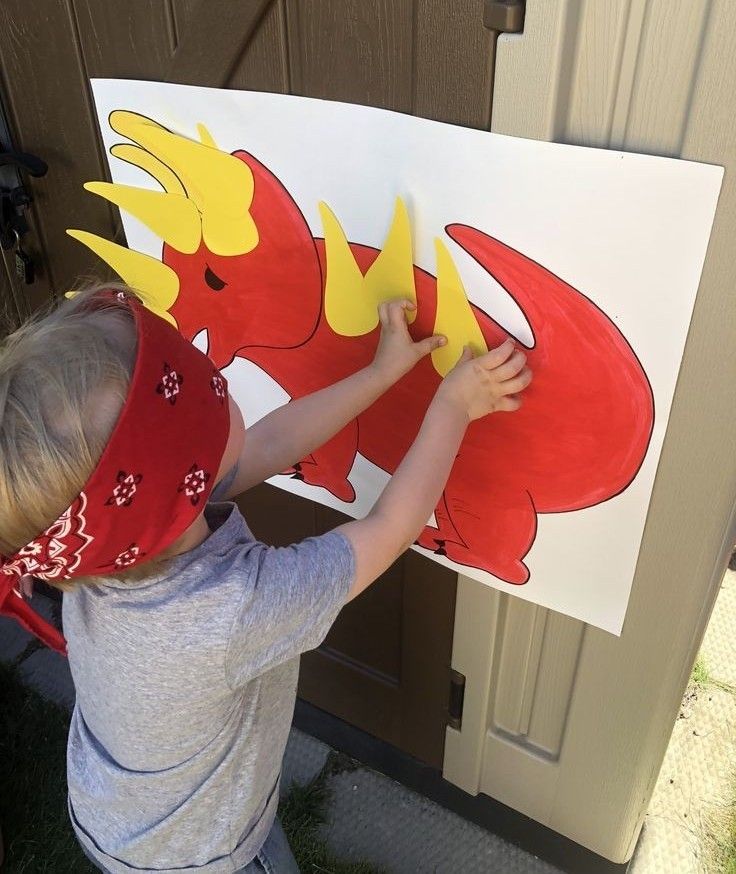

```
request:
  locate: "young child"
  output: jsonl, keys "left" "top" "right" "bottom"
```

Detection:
{"left": 0, "top": 285, "right": 530, "bottom": 873}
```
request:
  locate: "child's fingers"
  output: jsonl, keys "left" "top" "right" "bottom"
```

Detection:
{"left": 379, "top": 299, "right": 415, "bottom": 329}
{"left": 378, "top": 301, "right": 391, "bottom": 328}
{"left": 493, "top": 349, "right": 527, "bottom": 381}
{"left": 389, "top": 300, "right": 412, "bottom": 329}
{"left": 415, "top": 334, "right": 447, "bottom": 356}
{"left": 478, "top": 338, "right": 515, "bottom": 369}
{"left": 455, "top": 345, "right": 474, "bottom": 367}
{"left": 380, "top": 301, "right": 393, "bottom": 327}
{"left": 500, "top": 366, "right": 533, "bottom": 395}
{"left": 497, "top": 394, "right": 523, "bottom": 412}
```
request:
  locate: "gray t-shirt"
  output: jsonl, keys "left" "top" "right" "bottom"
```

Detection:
{"left": 63, "top": 480, "right": 354, "bottom": 874}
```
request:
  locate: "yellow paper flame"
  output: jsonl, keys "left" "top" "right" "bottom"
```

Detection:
{"left": 66, "top": 230, "right": 179, "bottom": 325}
{"left": 321, "top": 197, "right": 416, "bottom": 336}
{"left": 431, "top": 238, "right": 488, "bottom": 376}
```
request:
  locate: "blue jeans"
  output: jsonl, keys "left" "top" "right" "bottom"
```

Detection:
{"left": 236, "top": 818, "right": 300, "bottom": 873}
{"left": 81, "top": 817, "right": 299, "bottom": 873}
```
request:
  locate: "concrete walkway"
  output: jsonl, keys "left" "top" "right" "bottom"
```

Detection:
{"left": 2, "top": 572, "right": 735, "bottom": 873}
{"left": 630, "top": 568, "right": 736, "bottom": 873}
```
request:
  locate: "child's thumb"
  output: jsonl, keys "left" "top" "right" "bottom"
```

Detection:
{"left": 419, "top": 334, "right": 446, "bottom": 356}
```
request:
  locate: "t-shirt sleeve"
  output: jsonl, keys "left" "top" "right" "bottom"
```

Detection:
{"left": 225, "top": 530, "right": 354, "bottom": 687}
{"left": 209, "top": 463, "right": 239, "bottom": 502}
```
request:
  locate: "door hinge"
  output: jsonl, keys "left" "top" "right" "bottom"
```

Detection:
{"left": 483, "top": 0, "right": 526, "bottom": 34}
{"left": 447, "top": 669, "right": 466, "bottom": 730}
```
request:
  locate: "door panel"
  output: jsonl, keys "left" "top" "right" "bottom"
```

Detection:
{"left": 74, "top": 1, "right": 178, "bottom": 79}
{"left": 286, "top": 0, "right": 414, "bottom": 110}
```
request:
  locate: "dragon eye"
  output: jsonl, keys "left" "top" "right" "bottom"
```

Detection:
{"left": 204, "top": 265, "right": 227, "bottom": 291}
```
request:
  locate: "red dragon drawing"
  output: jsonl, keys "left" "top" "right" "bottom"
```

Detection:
{"left": 68, "top": 111, "right": 654, "bottom": 584}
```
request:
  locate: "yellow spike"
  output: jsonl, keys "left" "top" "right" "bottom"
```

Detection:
{"left": 363, "top": 197, "right": 416, "bottom": 324}
{"left": 196, "top": 123, "right": 217, "bottom": 148}
{"left": 431, "top": 239, "right": 487, "bottom": 376}
{"left": 63, "top": 287, "right": 174, "bottom": 327}
{"left": 110, "top": 143, "right": 185, "bottom": 196}
{"left": 320, "top": 198, "right": 417, "bottom": 337}
{"left": 109, "top": 111, "right": 257, "bottom": 257}
{"left": 84, "top": 182, "right": 201, "bottom": 254}
{"left": 320, "top": 202, "right": 373, "bottom": 336}
{"left": 66, "top": 230, "right": 179, "bottom": 324}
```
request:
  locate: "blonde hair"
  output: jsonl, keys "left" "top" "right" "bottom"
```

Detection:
{"left": 0, "top": 282, "right": 149, "bottom": 586}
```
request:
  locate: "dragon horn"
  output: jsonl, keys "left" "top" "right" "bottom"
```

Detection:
{"left": 431, "top": 238, "right": 487, "bottom": 376}
{"left": 84, "top": 182, "right": 202, "bottom": 254}
{"left": 109, "top": 111, "right": 257, "bottom": 257}
{"left": 365, "top": 197, "right": 416, "bottom": 323}
{"left": 320, "top": 197, "right": 417, "bottom": 337}
{"left": 320, "top": 201, "right": 372, "bottom": 336}
{"left": 110, "top": 143, "right": 186, "bottom": 196}
{"left": 196, "top": 123, "right": 217, "bottom": 148}
{"left": 66, "top": 230, "right": 179, "bottom": 324}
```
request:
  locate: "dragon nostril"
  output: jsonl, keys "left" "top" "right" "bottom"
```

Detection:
{"left": 204, "top": 265, "right": 227, "bottom": 291}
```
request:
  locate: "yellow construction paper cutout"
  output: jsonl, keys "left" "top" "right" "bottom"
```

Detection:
{"left": 66, "top": 230, "right": 179, "bottom": 325}
{"left": 109, "top": 110, "right": 258, "bottom": 257}
{"left": 84, "top": 182, "right": 202, "bottom": 254}
{"left": 196, "top": 123, "right": 217, "bottom": 148}
{"left": 320, "top": 202, "right": 373, "bottom": 336}
{"left": 432, "top": 238, "right": 488, "bottom": 376}
{"left": 110, "top": 143, "right": 186, "bottom": 196}
{"left": 321, "top": 197, "right": 416, "bottom": 337}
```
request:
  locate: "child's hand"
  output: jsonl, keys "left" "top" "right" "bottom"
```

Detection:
{"left": 434, "top": 339, "right": 532, "bottom": 422}
{"left": 370, "top": 300, "right": 446, "bottom": 384}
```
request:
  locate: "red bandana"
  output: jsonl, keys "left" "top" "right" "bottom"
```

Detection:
{"left": 0, "top": 291, "right": 230, "bottom": 654}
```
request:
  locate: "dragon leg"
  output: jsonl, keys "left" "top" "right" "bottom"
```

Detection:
{"left": 284, "top": 420, "right": 358, "bottom": 503}
{"left": 418, "top": 479, "right": 536, "bottom": 585}
{"left": 416, "top": 492, "right": 463, "bottom": 552}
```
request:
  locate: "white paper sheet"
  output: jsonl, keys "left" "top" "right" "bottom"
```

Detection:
{"left": 80, "top": 79, "right": 723, "bottom": 634}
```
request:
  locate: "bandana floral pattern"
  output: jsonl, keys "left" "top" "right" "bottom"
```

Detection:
{"left": 211, "top": 373, "right": 226, "bottom": 402}
{"left": 157, "top": 363, "right": 183, "bottom": 405}
{"left": 106, "top": 471, "right": 143, "bottom": 507}
{"left": 113, "top": 544, "right": 143, "bottom": 569}
{"left": 4, "top": 494, "right": 93, "bottom": 580}
{"left": 178, "top": 464, "right": 211, "bottom": 506}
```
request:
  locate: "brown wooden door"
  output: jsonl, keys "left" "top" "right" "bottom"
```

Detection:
{"left": 0, "top": 0, "right": 500, "bottom": 768}
{"left": 238, "top": 485, "right": 457, "bottom": 766}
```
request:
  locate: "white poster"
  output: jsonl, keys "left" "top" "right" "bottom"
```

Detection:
{"left": 69, "top": 79, "right": 723, "bottom": 634}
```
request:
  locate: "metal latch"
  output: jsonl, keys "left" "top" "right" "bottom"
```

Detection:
{"left": 448, "top": 669, "right": 466, "bottom": 730}
{"left": 483, "top": 0, "right": 526, "bottom": 33}
{"left": 0, "top": 147, "right": 47, "bottom": 250}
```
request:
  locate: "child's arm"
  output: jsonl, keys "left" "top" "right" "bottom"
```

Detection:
{"left": 338, "top": 340, "right": 531, "bottom": 601}
{"left": 225, "top": 300, "right": 445, "bottom": 495}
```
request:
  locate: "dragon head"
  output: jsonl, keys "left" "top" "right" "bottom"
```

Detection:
{"left": 68, "top": 111, "right": 323, "bottom": 368}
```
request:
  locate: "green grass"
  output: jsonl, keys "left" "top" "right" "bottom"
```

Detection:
{"left": 0, "top": 661, "right": 93, "bottom": 874}
{"left": 708, "top": 793, "right": 736, "bottom": 874}
{"left": 0, "top": 662, "right": 382, "bottom": 874}
{"left": 691, "top": 655, "right": 711, "bottom": 688}
{"left": 691, "top": 654, "right": 736, "bottom": 696}
{"left": 690, "top": 654, "right": 736, "bottom": 872}
{"left": 279, "top": 752, "right": 384, "bottom": 874}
